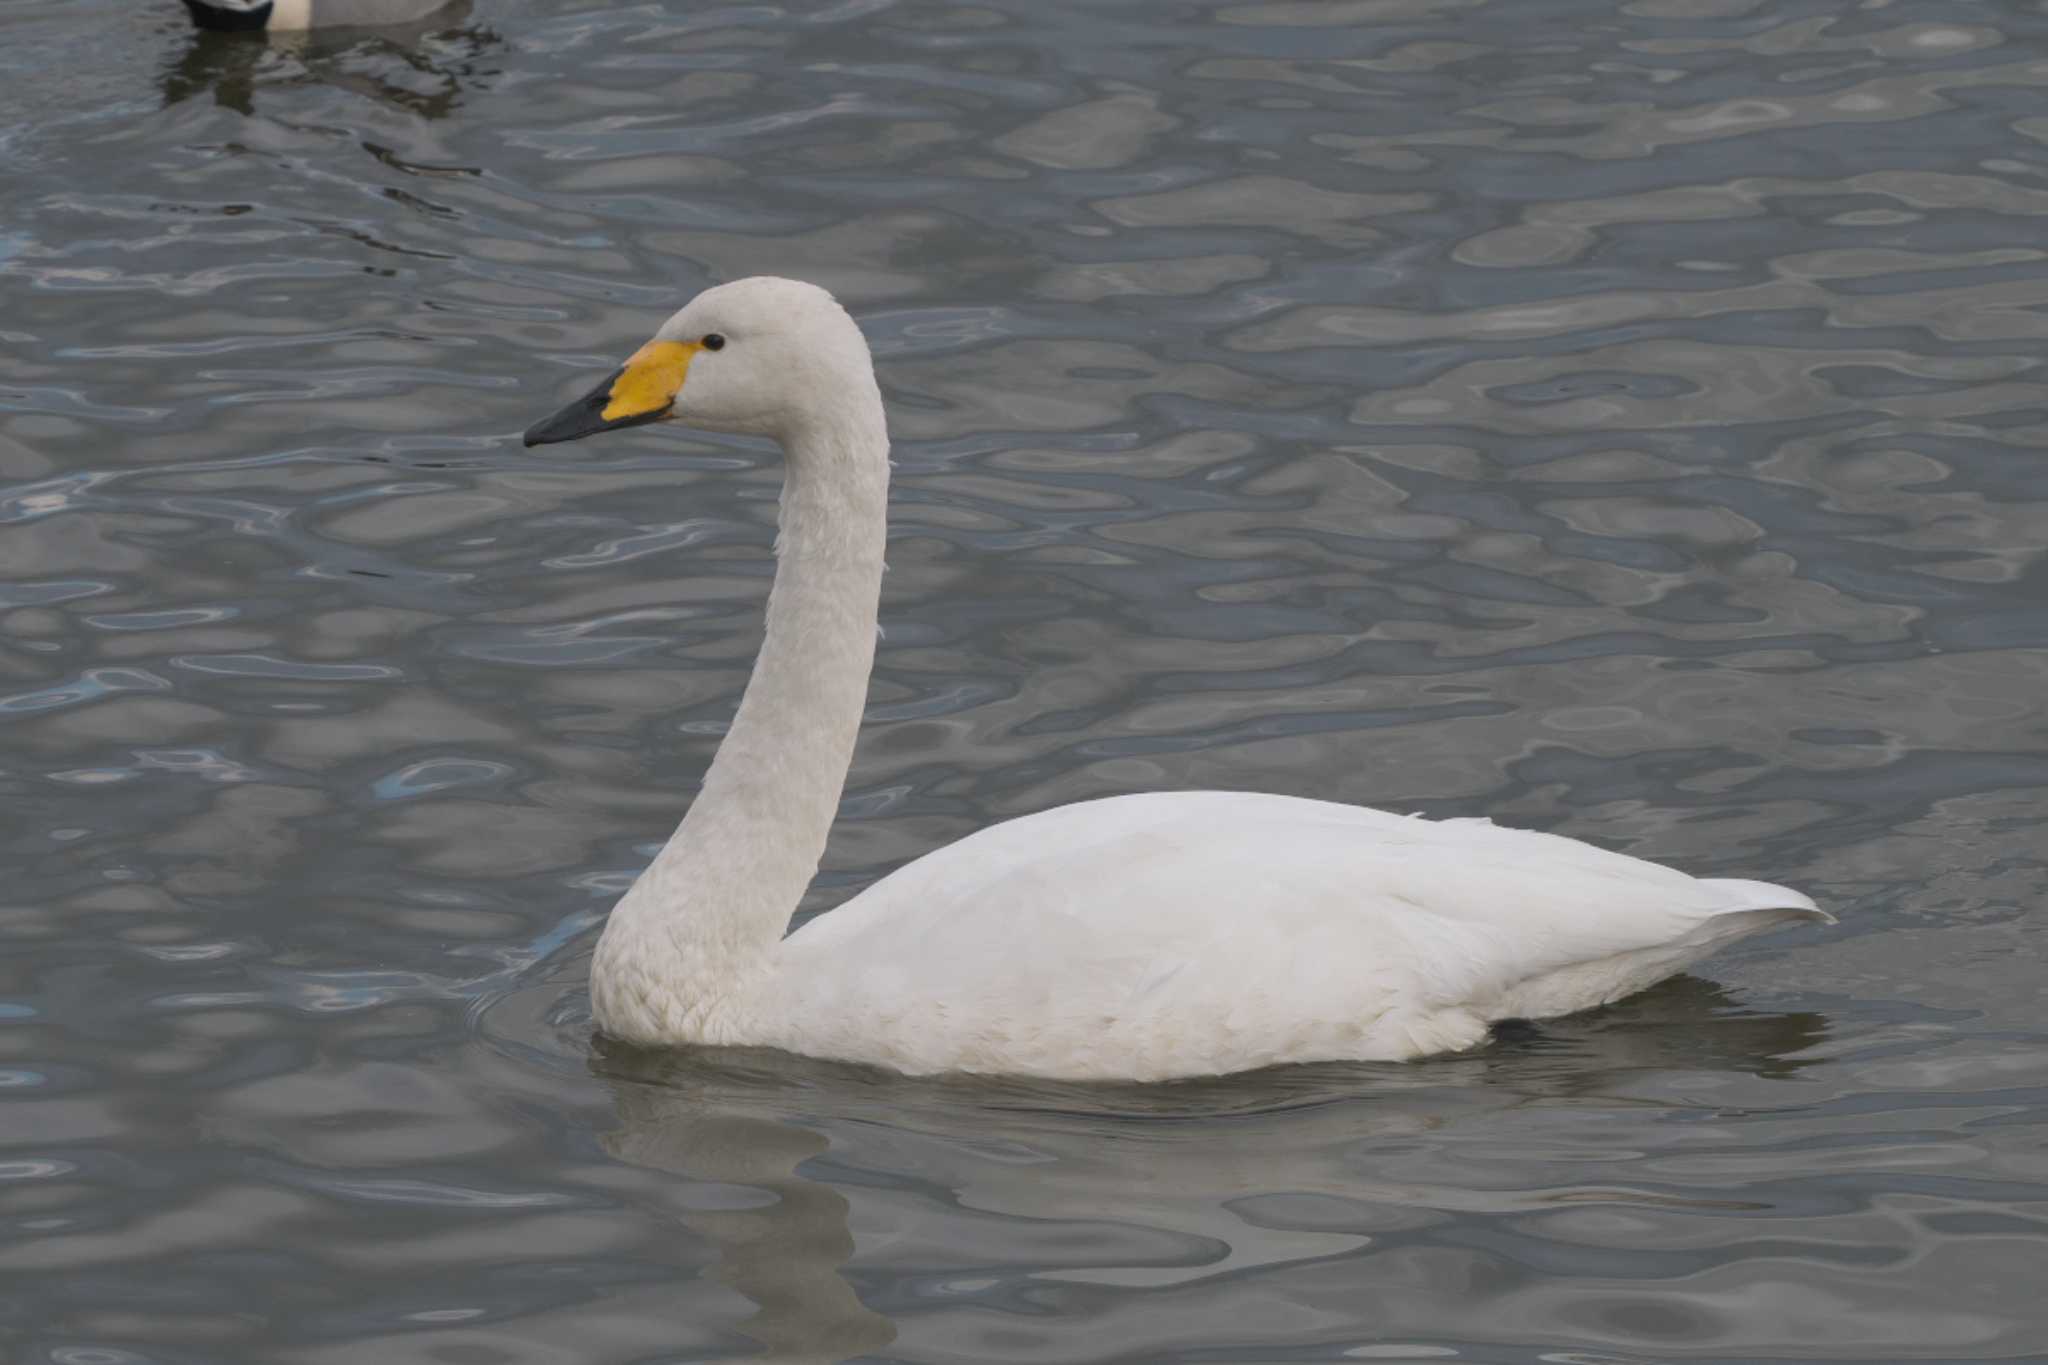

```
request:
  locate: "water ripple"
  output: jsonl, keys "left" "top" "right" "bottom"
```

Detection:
{"left": 0, "top": 0, "right": 2044, "bottom": 1360}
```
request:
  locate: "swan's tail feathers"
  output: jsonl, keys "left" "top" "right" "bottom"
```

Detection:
{"left": 1698, "top": 878, "right": 1835, "bottom": 926}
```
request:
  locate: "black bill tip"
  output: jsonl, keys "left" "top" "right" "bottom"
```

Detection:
{"left": 522, "top": 368, "right": 669, "bottom": 448}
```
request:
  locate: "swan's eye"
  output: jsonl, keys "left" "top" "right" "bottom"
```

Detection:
{"left": 701, "top": 333, "right": 727, "bottom": 352}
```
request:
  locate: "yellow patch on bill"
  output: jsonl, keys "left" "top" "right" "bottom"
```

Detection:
{"left": 602, "top": 340, "right": 699, "bottom": 422}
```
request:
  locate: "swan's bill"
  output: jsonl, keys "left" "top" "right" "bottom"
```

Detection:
{"left": 523, "top": 340, "right": 701, "bottom": 447}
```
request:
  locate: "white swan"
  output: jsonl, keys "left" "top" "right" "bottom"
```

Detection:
{"left": 524, "top": 276, "right": 1830, "bottom": 1082}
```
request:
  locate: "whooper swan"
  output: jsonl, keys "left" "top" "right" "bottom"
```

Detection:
{"left": 523, "top": 276, "right": 1830, "bottom": 1082}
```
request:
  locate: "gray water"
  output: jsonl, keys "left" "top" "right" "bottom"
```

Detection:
{"left": 3, "top": 0, "right": 2046, "bottom": 1360}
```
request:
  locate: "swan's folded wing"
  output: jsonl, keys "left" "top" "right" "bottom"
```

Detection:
{"left": 777, "top": 791, "right": 1824, "bottom": 1073}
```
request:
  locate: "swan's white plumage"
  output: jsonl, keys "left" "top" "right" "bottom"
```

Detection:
{"left": 529, "top": 276, "right": 1831, "bottom": 1083}
{"left": 619, "top": 792, "right": 1825, "bottom": 1081}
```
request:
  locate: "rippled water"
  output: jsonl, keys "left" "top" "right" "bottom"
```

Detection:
{"left": 4, "top": 0, "right": 2046, "bottom": 1359}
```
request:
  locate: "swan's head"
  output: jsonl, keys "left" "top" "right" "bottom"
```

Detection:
{"left": 523, "top": 277, "right": 878, "bottom": 448}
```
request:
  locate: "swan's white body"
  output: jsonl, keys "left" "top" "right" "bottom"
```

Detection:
{"left": 527, "top": 277, "right": 1829, "bottom": 1083}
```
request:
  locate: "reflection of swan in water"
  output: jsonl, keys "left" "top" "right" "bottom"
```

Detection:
{"left": 1484, "top": 973, "right": 1830, "bottom": 1083}
{"left": 160, "top": 2, "right": 487, "bottom": 116}
{"left": 521, "top": 276, "right": 1832, "bottom": 1082}
{"left": 582, "top": 977, "right": 1828, "bottom": 1350}
{"left": 599, "top": 1061, "right": 897, "bottom": 1365}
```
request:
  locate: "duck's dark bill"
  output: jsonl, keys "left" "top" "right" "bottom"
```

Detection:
{"left": 522, "top": 370, "right": 671, "bottom": 447}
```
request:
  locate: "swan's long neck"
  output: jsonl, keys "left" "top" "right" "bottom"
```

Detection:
{"left": 592, "top": 406, "right": 888, "bottom": 1037}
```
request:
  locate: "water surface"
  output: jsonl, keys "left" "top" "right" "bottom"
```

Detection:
{"left": 2, "top": 0, "right": 2046, "bottom": 1360}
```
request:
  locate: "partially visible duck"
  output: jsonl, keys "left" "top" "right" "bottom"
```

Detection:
{"left": 181, "top": 0, "right": 455, "bottom": 32}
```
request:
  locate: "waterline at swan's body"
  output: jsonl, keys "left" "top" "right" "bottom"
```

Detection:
{"left": 593, "top": 789, "right": 1824, "bottom": 1082}
{"left": 525, "top": 276, "right": 1831, "bottom": 1082}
